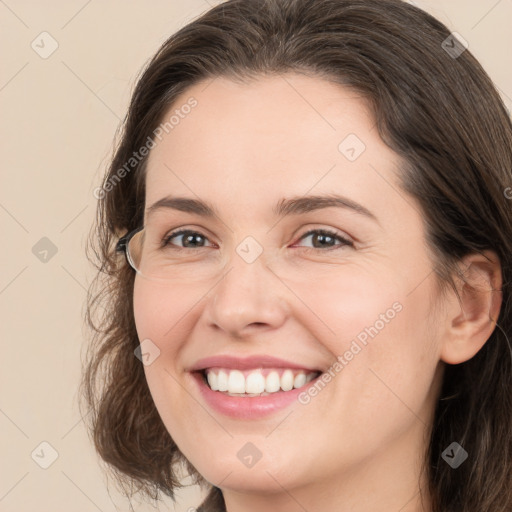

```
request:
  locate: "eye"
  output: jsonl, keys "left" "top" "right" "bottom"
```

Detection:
{"left": 162, "top": 229, "right": 214, "bottom": 250}
{"left": 294, "top": 229, "right": 353, "bottom": 250}
{"left": 160, "top": 228, "right": 353, "bottom": 251}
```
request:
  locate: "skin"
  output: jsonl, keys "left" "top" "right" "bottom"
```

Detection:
{"left": 133, "top": 74, "right": 502, "bottom": 512}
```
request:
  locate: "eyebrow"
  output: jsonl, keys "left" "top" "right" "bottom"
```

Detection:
{"left": 146, "top": 194, "right": 378, "bottom": 223}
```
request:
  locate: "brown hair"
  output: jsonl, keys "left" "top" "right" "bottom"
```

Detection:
{"left": 80, "top": 0, "right": 512, "bottom": 510}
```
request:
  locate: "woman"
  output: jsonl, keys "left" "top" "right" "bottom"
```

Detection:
{"left": 81, "top": 0, "right": 512, "bottom": 510}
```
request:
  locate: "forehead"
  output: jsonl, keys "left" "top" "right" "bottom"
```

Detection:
{"left": 143, "top": 73, "right": 406, "bottom": 224}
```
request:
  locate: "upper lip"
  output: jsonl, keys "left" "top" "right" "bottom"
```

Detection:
{"left": 188, "top": 354, "right": 322, "bottom": 373}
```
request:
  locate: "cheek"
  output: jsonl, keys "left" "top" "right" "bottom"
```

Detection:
{"left": 292, "top": 266, "right": 440, "bottom": 428}
{"left": 132, "top": 278, "right": 201, "bottom": 433}
{"left": 132, "top": 278, "right": 192, "bottom": 400}
{"left": 133, "top": 276, "right": 202, "bottom": 343}
{"left": 285, "top": 264, "right": 406, "bottom": 348}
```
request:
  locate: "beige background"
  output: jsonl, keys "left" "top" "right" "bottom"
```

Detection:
{"left": 1, "top": 1, "right": 510, "bottom": 511}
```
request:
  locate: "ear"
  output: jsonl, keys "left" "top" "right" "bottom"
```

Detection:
{"left": 439, "top": 250, "right": 503, "bottom": 365}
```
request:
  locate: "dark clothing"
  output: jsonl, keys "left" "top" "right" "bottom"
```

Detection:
{"left": 197, "top": 487, "right": 226, "bottom": 512}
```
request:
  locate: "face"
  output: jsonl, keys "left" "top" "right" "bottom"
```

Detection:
{"left": 133, "top": 74, "right": 445, "bottom": 497}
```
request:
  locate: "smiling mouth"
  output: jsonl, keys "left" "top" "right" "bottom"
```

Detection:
{"left": 199, "top": 367, "right": 322, "bottom": 397}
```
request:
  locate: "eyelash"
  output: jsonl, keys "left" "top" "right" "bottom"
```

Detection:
{"left": 162, "top": 228, "right": 354, "bottom": 252}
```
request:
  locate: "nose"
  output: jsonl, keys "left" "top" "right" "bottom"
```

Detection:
{"left": 203, "top": 252, "right": 290, "bottom": 339}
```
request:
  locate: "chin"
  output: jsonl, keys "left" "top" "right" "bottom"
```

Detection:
{"left": 194, "top": 447, "right": 307, "bottom": 491}
{"left": 205, "top": 467, "right": 297, "bottom": 494}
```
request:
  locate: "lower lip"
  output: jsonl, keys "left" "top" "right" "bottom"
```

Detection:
{"left": 190, "top": 371, "right": 320, "bottom": 419}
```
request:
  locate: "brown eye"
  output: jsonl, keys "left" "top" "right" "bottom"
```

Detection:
{"left": 163, "top": 230, "right": 212, "bottom": 249}
{"left": 295, "top": 229, "right": 353, "bottom": 250}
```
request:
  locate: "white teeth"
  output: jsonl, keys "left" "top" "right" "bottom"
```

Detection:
{"left": 227, "top": 370, "right": 245, "bottom": 393}
{"left": 246, "top": 372, "right": 266, "bottom": 394}
{"left": 294, "top": 373, "right": 307, "bottom": 388}
{"left": 217, "top": 370, "right": 229, "bottom": 392}
{"left": 207, "top": 371, "right": 218, "bottom": 391}
{"left": 281, "top": 369, "right": 294, "bottom": 391}
{"left": 204, "top": 368, "right": 319, "bottom": 395}
{"left": 265, "top": 371, "right": 281, "bottom": 393}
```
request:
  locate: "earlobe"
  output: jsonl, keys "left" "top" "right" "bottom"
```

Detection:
{"left": 440, "top": 250, "right": 503, "bottom": 365}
